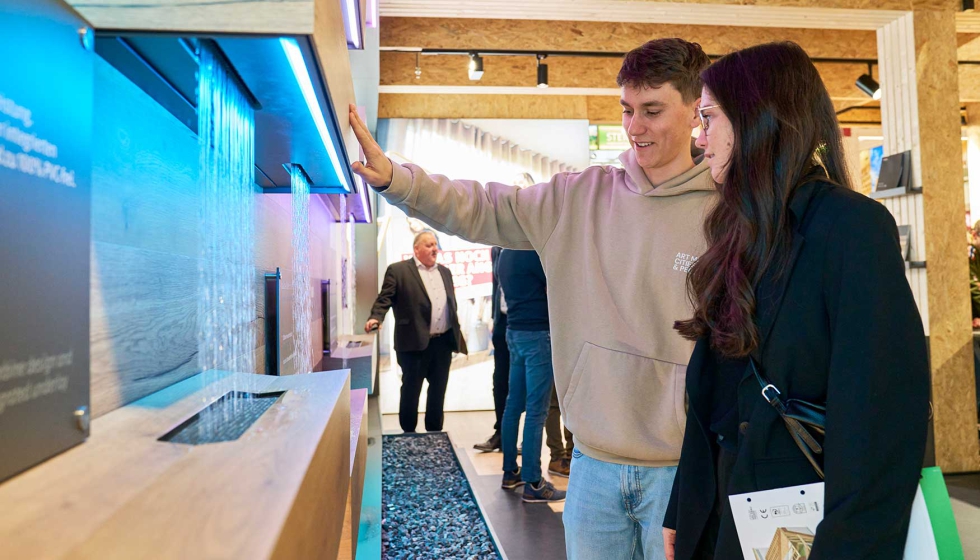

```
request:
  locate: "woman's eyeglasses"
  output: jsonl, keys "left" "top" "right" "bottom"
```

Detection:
{"left": 699, "top": 105, "right": 720, "bottom": 132}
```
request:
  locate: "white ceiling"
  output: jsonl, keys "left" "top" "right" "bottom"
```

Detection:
{"left": 462, "top": 119, "right": 592, "bottom": 172}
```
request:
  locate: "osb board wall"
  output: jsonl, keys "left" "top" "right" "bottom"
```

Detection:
{"left": 381, "top": 52, "right": 874, "bottom": 101}
{"left": 958, "top": 65, "right": 980, "bottom": 101}
{"left": 836, "top": 106, "right": 882, "bottom": 125}
{"left": 379, "top": 17, "right": 879, "bottom": 60}
{"left": 908, "top": 10, "right": 980, "bottom": 472}
{"left": 613, "top": 0, "right": 956, "bottom": 9}
{"left": 876, "top": 10, "right": 979, "bottom": 472}
{"left": 90, "top": 57, "right": 349, "bottom": 418}
{"left": 379, "top": 93, "right": 625, "bottom": 122}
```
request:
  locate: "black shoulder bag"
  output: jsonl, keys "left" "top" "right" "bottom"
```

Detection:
{"left": 750, "top": 183, "right": 830, "bottom": 480}
{"left": 750, "top": 359, "right": 827, "bottom": 479}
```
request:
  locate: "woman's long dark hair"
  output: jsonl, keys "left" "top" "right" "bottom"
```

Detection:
{"left": 674, "top": 42, "right": 852, "bottom": 357}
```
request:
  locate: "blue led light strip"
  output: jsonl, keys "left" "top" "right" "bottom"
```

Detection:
{"left": 345, "top": 0, "right": 362, "bottom": 48}
{"left": 279, "top": 38, "right": 350, "bottom": 192}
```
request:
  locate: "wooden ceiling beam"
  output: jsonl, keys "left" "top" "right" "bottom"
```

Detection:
{"left": 380, "top": 17, "right": 880, "bottom": 60}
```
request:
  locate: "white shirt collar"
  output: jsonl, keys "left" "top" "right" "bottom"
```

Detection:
{"left": 413, "top": 255, "right": 438, "bottom": 271}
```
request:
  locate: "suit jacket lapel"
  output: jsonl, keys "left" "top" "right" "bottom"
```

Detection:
{"left": 407, "top": 259, "right": 432, "bottom": 307}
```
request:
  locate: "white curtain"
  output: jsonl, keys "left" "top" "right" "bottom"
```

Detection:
{"left": 382, "top": 118, "right": 577, "bottom": 186}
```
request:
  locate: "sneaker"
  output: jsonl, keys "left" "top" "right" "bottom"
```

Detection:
{"left": 548, "top": 458, "right": 570, "bottom": 478}
{"left": 474, "top": 432, "right": 501, "bottom": 452}
{"left": 501, "top": 468, "right": 525, "bottom": 489}
{"left": 522, "top": 479, "right": 566, "bottom": 503}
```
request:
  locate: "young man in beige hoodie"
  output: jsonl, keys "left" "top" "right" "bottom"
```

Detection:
{"left": 351, "top": 39, "right": 715, "bottom": 559}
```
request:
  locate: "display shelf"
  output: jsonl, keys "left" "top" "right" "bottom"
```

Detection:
{"left": 0, "top": 369, "right": 352, "bottom": 560}
{"left": 870, "top": 186, "right": 923, "bottom": 200}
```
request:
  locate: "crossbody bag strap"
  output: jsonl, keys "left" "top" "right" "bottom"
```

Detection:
{"left": 749, "top": 359, "right": 825, "bottom": 479}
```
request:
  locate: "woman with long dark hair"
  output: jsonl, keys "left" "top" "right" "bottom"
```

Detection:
{"left": 662, "top": 42, "right": 929, "bottom": 559}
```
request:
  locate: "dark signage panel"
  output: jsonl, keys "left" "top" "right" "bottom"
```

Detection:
{"left": 0, "top": 0, "right": 92, "bottom": 482}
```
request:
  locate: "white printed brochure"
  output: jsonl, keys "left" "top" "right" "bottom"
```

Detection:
{"left": 729, "top": 482, "right": 824, "bottom": 560}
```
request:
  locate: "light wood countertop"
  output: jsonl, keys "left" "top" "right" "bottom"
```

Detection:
{"left": 0, "top": 370, "right": 351, "bottom": 559}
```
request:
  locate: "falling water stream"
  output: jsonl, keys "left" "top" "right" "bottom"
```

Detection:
{"left": 290, "top": 166, "right": 313, "bottom": 375}
{"left": 196, "top": 43, "right": 257, "bottom": 432}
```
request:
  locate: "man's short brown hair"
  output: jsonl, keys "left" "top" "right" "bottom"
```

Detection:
{"left": 616, "top": 38, "right": 711, "bottom": 103}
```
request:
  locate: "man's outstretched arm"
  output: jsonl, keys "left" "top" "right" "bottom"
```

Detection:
{"left": 348, "top": 105, "right": 568, "bottom": 252}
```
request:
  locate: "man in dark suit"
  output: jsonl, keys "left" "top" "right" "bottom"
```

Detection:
{"left": 366, "top": 231, "right": 467, "bottom": 433}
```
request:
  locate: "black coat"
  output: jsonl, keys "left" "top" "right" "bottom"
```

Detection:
{"left": 664, "top": 179, "right": 930, "bottom": 559}
{"left": 369, "top": 259, "right": 468, "bottom": 354}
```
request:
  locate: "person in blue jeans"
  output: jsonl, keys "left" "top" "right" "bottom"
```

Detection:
{"left": 496, "top": 249, "right": 564, "bottom": 503}
{"left": 347, "top": 38, "right": 715, "bottom": 559}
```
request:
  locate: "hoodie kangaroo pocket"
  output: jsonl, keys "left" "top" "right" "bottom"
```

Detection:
{"left": 563, "top": 343, "right": 687, "bottom": 463}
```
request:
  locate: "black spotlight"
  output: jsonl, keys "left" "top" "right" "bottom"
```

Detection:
{"left": 468, "top": 53, "right": 484, "bottom": 81}
{"left": 537, "top": 55, "right": 548, "bottom": 88}
{"left": 856, "top": 64, "right": 881, "bottom": 100}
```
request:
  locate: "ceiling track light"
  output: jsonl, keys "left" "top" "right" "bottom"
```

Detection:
{"left": 537, "top": 54, "right": 548, "bottom": 89}
{"left": 468, "top": 53, "right": 484, "bottom": 81}
{"left": 855, "top": 62, "right": 881, "bottom": 101}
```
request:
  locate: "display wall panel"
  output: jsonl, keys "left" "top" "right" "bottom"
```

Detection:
{"left": 0, "top": 0, "right": 93, "bottom": 482}
{"left": 89, "top": 55, "right": 352, "bottom": 416}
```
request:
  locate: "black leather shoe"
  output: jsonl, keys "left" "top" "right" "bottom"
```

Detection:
{"left": 474, "top": 432, "right": 501, "bottom": 452}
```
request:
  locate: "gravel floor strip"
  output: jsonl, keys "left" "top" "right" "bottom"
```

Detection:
{"left": 382, "top": 433, "right": 502, "bottom": 560}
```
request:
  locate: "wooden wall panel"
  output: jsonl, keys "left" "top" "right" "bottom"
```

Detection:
{"left": 587, "top": 0, "right": 956, "bottom": 9}
{"left": 380, "top": 17, "right": 880, "bottom": 59}
{"left": 380, "top": 0, "right": 973, "bottom": 30}
{"left": 381, "top": 52, "right": 873, "bottom": 100}
{"left": 378, "top": 91, "right": 879, "bottom": 124}
{"left": 90, "top": 243, "right": 201, "bottom": 417}
{"left": 957, "top": 33, "right": 980, "bottom": 60}
{"left": 382, "top": 53, "right": 622, "bottom": 89}
{"left": 379, "top": 93, "right": 590, "bottom": 119}
{"left": 959, "top": 64, "right": 980, "bottom": 101}
{"left": 379, "top": 93, "right": 626, "bottom": 122}
{"left": 587, "top": 96, "right": 626, "bottom": 123}
{"left": 90, "top": 59, "right": 203, "bottom": 418}
{"left": 836, "top": 106, "right": 882, "bottom": 124}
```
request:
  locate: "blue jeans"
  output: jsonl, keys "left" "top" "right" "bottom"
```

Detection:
{"left": 563, "top": 449, "right": 678, "bottom": 560}
{"left": 501, "top": 329, "right": 554, "bottom": 484}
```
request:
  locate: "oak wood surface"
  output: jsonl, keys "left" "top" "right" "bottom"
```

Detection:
{"left": 0, "top": 369, "right": 351, "bottom": 559}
